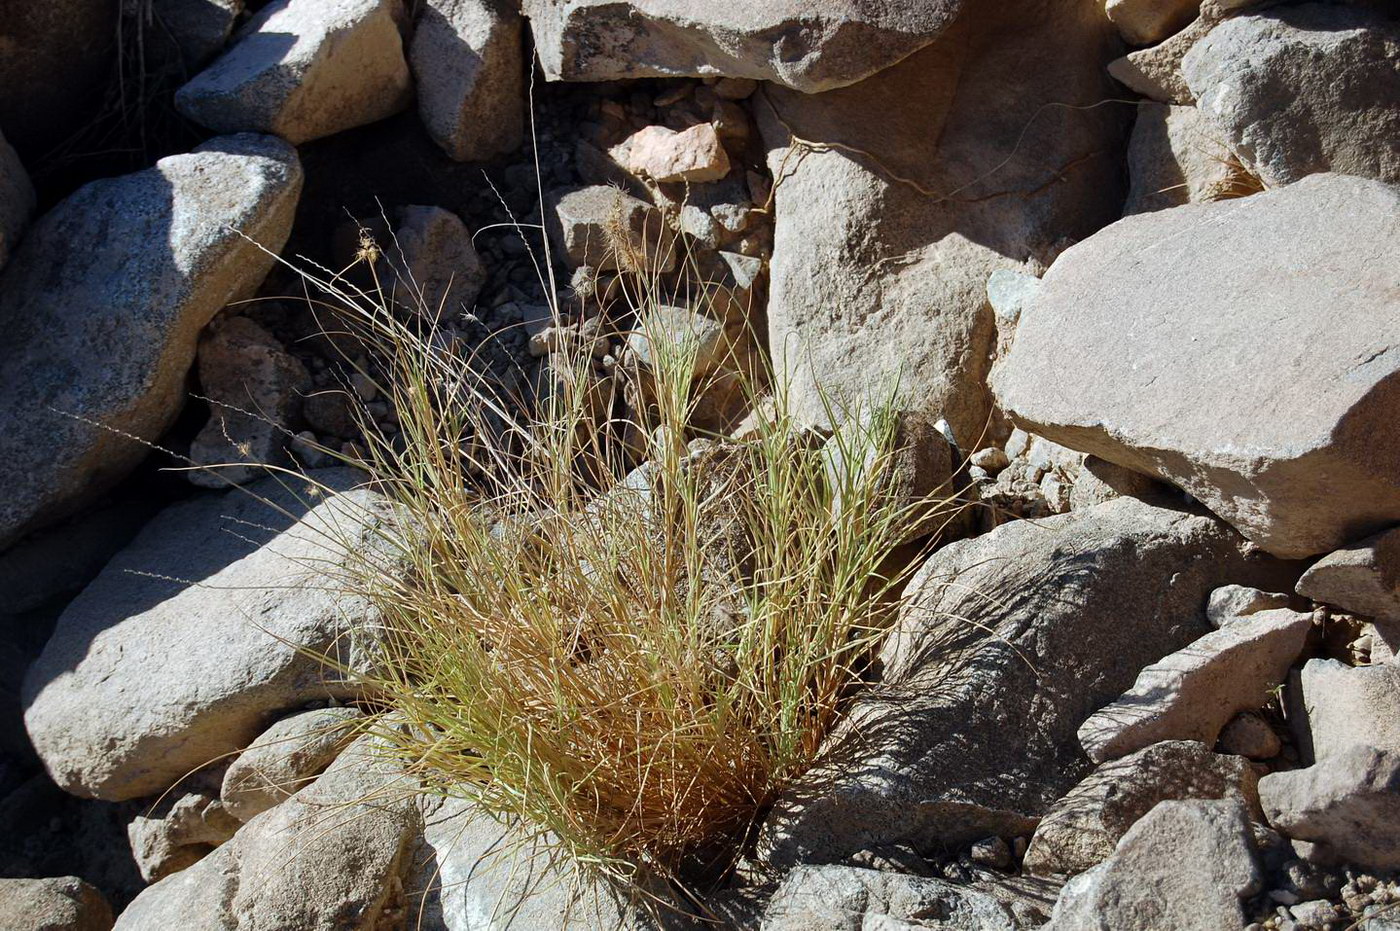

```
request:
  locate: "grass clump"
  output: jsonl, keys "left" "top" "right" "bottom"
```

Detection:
{"left": 286, "top": 217, "right": 958, "bottom": 902}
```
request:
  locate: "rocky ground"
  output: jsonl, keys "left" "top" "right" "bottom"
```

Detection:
{"left": 0, "top": 0, "right": 1398, "bottom": 928}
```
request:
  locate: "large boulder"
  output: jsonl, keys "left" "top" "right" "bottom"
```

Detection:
{"left": 114, "top": 734, "right": 420, "bottom": 931}
{"left": 0, "top": 877, "right": 113, "bottom": 931}
{"left": 1259, "top": 745, "right": 1400, "bottom": 872}
{"left": 0, "top": 134, "right": 302, "bottom": 548}
{"left": 1183, "top": 4, "right": 1400, "bottom": 187}
{"left": 1106, "top": 0, "right": 1201, "bottom": 46}
{"left": 175, "top": 0, "right": 413, "bottom": 144}
{"left": 523, "top": 0, "right": 968, "bottom": 93}
{"left": 1024, "top": 740, "right": 1261, "bottom": 878}
{"left": 993, "top": 173, "right": 1400, "bottom": 559}
{"left": 762, "top": 865, "right": 1019, "bottom": 931}
{"left": 411, "top": 0, "right": 524, "bottom": 162}
{"left": 1077, "top": 607, "right": 1312, "bottom": 763}
{"left": 0, "top": 129, "right": 34, "bottom": 270}
{"left": 759, "top": 496, "right": 1285, "bottom": 867}
{"left": 1299, "top": 659, "right": 1400, "bottom": 762}
{"left": 756, "top": 0, "right": 1126, "bottom": 444}
{"left": 23, "top": 472, "right": 389, "bottom": 801}
{"left": 1296, "top": 525, "right": 1400, "bottom": 621}
{"left": 1046, "top": 799, "right": 1261, "bottom": 931}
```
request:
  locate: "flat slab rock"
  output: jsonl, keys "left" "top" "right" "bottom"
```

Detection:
{"left": 758, "top": 495, "right": 1286, "bottom": 868}
{"left": 523, "top": 0, "right": 967, "bottom": 93}
{"left": 0, "top": 134, "right": 301, "bottom": 548}
{"left": 1077, "top": 607, "right": 1312, "bottom": 763}
{"left": 23, "top": 471, "right": 390, "bottom": 801}
{"left": 993, "top": 173, "right": 1400, "bottom": 559}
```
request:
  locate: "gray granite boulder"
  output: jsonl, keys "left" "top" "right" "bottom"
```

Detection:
{"left": 23, "top": 472, "right": 389, "bottom": 801}
{"left": 1260, "top": 745, "right": 1400, "bottom": 872}
{"left": 1183, "top": 4, "right": 1400, "bottom": 187}
{"left": 0, "top": 134, "right": 302, "bottom": 548}
{"left": 759, "top": 496, "right": 1286, "bottom": 868}
{"left": 994, "top": 173, "right": 1400, "bottom": 559}
{"left": 523, "top": 0, "right": 967, "bottom": 93}
{"left": 762, "top": 864, "right": 1019, "bottom": 931}
{"left": 175, "top": 0, "right": 412, "bottom": 144}
{"left": 1297, "top": 525, "right": 1400, "bottom": 621}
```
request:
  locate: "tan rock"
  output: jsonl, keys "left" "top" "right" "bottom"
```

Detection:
{"left": 623, "top": 124, "right": 731, "bottom": 183}
{"left": 1107, "top": 0, "right": 1202, "bottom": 45}
{"left": 0, "top": 877, "right": 113, "bottom": 931}
{"left": 1078, "top": 608, "right": 1312, "bottom": 763}
{"left": 1124, "top": 102, "right": 1257, "bottom": 215}
{"left": 221, "top": 706, "right": 365, "bottom": 822}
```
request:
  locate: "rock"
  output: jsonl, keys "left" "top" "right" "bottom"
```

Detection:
{"left": 22, "top": 471, "right": 388, "bottom": 801}
{"left": 0, "top": 129, "right": 35, "bottom": 270}
{"left": 969, "top": 836, "right": 1012, "bottom": 870}
{"left": 128, "top": 790, "right": 241, "bottom": 883}
{"left": 221, "top": 706, "right": 365, "bottom": 822}
{"left": 175, "top": 0, "right": 412, "bottom": 144}
{"left": 0, "top": 134, "right": 302, "bottom": 548}
{"left": 1024, "top": 740, "right": 1261, "bottom": 878}
{"left": 1207, "top": 585, "right": 1294, "bottom": 628}
{"left": 189, "top": 316, "right": 311, "bottom": 488}
{"left": 757, "top": 0, "right": 1126, "bottom": 444}
{"left": 762, "top": 864, "right": 1019, "bottom": 931}
{"left": 821, "top": 408, "right": 955, "bottom": 542}
{"left": 523, "top": 0, "right": 968, "bottom": 93}
{"left": 386, "top": 205, "right": 487, "bottom": 320}
{"left": 0, "top": 876, "right": 114, "bottom": 931}
{"left": 986, "top": 268, "right": 1041, "bottom": 332}
{"left": 1218, "top": 711, "right": 1283, "bottom": 760}
{"left": 115, "top": 733, "right": 420, "bottom": 930}
{"left": 152, "top": 0, "right": 243, "bottom": 68}
{"left": 623, "top": 124, "right": 731, "bottom": 183}
{"left": 411, "top": 0, "right": 524, "bottom": 162}
{"left": 969, "top": 447, "right": 1010, "bottom": 474}
{"left": 1297, "top": 526, "right": 1400, "bottom": 621}
{"left": 548, "top": 185, "right": 675, "bottom": 272}
{"left": 1047, "top": 799, "right": 1261, "bottom": 931}
{"left": 759, "top": 495, "right": 1286, "bottom": 868}
{"left": 1183, "top": 4, "right": 1400, "bottom": 187}
{"left": 1107, "top": 0, "right": 1202, "bottom": 45}
{"left": 1078, "top": 608, "right": 1311, "bottom": 763}
{"left": 0, "top": 2, "right": 116, "bottom": 155}
{"left": 992, "top": 173, "right": 1400, "bottom": 560}
{"left": 1300, "top": 659, "right": 1400, "bottom": 761}
{"left": 1107, "top": 7, "right": 1218, "bottom": 104}
{"left": 1124, "top": 102, "right": 1258, "bottom": 215}
{"left": 627, "top": 304, "right": 728, "bottom": 376}
{"left": 410, "top": 796, "right": 663, "bottom": 929}
{"left": 1260, "top": 745, "right": 1400, "bottom": 872}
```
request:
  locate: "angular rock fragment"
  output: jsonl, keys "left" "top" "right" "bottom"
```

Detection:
{"left": 0, "top": 876, "right": 114, "bottom": 931}
{"left": 994, "top": 173, "right": 1400, "bottom": 559}
{"left": 411, "top": 0, "right": 525, "bottom": 161}
{"left": 763, "top": 864, "right": 1019, "bottom": 931}
{"left": 115, "top": 734, "right": 420, "bottom": 930}
{"left": 1106, "top": 0, "right": 1202, "bottom": 46}
{"left": 1260, "top": 745, "right": 1400, "bottom": 873}
{"left": 23, "top": 472, "right": 388, "bottom": 801}
{"left": 1078, "top": 608, "right": 1311, "bottom": 763}
{"left": 128, "top": 790, "right": 241, "bottom": 882}
{"left": 386, "top": 205, "right": 488, "bottom": 320}
{"left": 548, "top": 185, "right": 674, "bottom": 272}
{"left": 524, "top": 0, "right": 968, "bottom": 93}
{"left": 1183, "top": 4, "right": 1400, "bottom": 186}
{"left": 1300, "top": 659, "right": 1400, "bottom": 761}
{"left": 221, "top": 706, "right": 365, "bottom": 822}
{"left": 623, "top": 124, "right": 730, "bottom": 183}
{"left": 1024, "top": 740, "right": 1261, "bottom": 878}
{"left": 1207, "top": 585, "right": 1293, "bottom": 628}
{"left": 189, "top": 316, "right": 311, "bottom": 488}
{"left": 1047, "top": 799, "right": 1261, "bottom": 931}
{"left": 0, "top": 134, "right": 302, "bottom": 547}
{"left": 175, "top": 0, "right": 412, "bottom": 144}
{"left": 1297, "top": 525, "right": 1400, "bottom": 621}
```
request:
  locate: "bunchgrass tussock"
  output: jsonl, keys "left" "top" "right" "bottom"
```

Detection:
{"left": 275, "top": 201, "right": 962, "bottom": 907}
